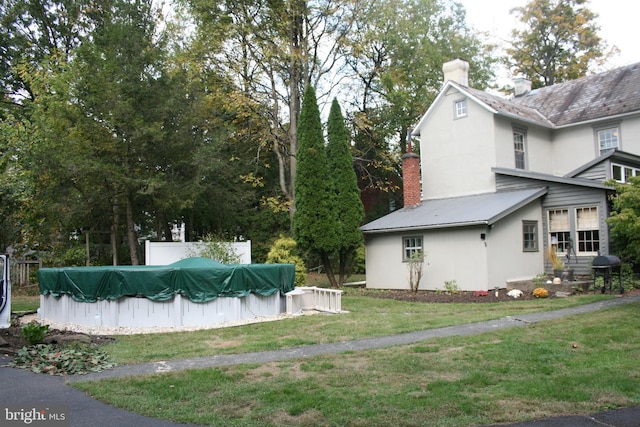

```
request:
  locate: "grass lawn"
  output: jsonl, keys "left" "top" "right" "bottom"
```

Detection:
{"left": 9, "top": 285, "right": 39, "bottom": 313}
{"left": 102, "top": 291, "right": 614, "bottom": 364}
{"left": 71, "top": 295, "right": 640, "bottom": 426}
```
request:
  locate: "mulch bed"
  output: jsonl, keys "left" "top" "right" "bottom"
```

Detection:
{"left": 353, "top": 288, "right": 544, "bottom": 303}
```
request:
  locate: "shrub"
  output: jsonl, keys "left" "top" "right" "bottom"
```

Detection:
{"left": 188, "top": 234, "right": 242, "bottom": 264}
{"left": 532, "top": 273, "right": 548, "bottom": 287}
{"left": 444, "top": 279, "right": 459, "bottom": 294}
{"left": 21, "top": 322, "right": 49, "bottom": 345}
{"left": 266, "top": 236, "right": 307, "bottom": 287}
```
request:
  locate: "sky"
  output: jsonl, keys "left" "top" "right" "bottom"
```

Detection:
{"left": 458, "top": 0, "right": 639, "bottom": 81}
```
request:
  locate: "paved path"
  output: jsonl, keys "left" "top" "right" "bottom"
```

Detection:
{"left": 2, "top": 294, "right": 639, "bottom": 426}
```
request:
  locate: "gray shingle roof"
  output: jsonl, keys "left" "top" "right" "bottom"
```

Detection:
{"left": 360, "top": 188, "right": 547, "bottom": 234}
{"left": 464, "top": 86, "right": 554, "bottom": 127}
{"left": 510, "top": 63, "right": 640, "bottom": 126}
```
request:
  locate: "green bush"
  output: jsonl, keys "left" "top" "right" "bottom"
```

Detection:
{"left": 353, "top": 244, "right": 366, "bottom": 274}
{"left": 188, "top": 234, "right": 242, "bottom": 264}
{"left": 266, "top": 236, "right": 307, "bottom": 287}
{"left": 21, "top": 322, "right": 49, "bottom": 345}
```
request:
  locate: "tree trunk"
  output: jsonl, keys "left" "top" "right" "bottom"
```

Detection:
{"left": 85, "top": 230, "right": 90, "bottom": 266}
{"left": 320, "top": 251, "right": 338, "bottom": 288}
{"left": 125, "top": 190, "right": 139, "bottom": 265}
{"left": 111, "top": 197, "right": 119, "bottom": 266}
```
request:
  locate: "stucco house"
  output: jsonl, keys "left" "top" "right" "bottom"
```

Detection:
{"left": 361, "top": 59, "right": 640, "bottom": 291}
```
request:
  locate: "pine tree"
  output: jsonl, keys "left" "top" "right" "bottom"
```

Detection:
{"left": 293, "top": 85, "right": 340, "bottom": 287}
{"left": 327, "top": 98, "right": 364, "bottom": 286}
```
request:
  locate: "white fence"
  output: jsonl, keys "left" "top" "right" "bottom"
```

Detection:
{"left": 285, "top": 287, "right": 342, "bottom": 314}
{"left": 144, "top": 240, "right": 251, "bottom": 265}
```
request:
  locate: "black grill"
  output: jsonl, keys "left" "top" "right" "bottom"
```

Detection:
{"left": 591, "top": 255, "right": 623, "bottom": 294}
{"left": 592, "top": 255, "right": 621, "bottom": 268}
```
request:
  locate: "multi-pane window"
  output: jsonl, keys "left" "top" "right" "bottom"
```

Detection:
{"left": 598, "top": 127, "right": 619, "bottom": 152}
{"left": 548, "top": 209, "right": 571, "bottom": 253}
{"left": 403, "top": 236, "right": 423, "bottom": 261}
{"left": 576, "top": 207, "right": 599, "bottom": 254}
{"left": 612, "top": 164, "right": 639, "bottom": 183}
{"left": 455, "top": 100, "right": 467, "bottom": 118}
{"left": 513, "top": 130, "right": 526, "bottom": 170}
{"left": 522, "top": 221, "right": 538, "bottom": 252}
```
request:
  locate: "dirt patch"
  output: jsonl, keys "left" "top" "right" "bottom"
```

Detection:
{"left": 0, "top": 322, "right": 115, "bottom": 357}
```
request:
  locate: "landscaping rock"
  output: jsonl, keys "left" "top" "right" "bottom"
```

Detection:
{"left": 44, "top": 333, "right": 92, "bottom": 345}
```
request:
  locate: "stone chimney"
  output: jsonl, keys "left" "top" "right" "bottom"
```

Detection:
{"left": 513, "top": 76, "right": 532, "bottom": 97}
{"left": 402, "top": 131, "right": 421, "bottom": 208}
{"left": 442, "top": 58, "right": 469, "bottom": 86}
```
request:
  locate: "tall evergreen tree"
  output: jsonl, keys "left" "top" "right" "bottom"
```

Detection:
{"left": 327, "top": 98, "right": 364, "bottom": 286}
{"left": 293, "top": 86, "right": 340, "bottom": 287}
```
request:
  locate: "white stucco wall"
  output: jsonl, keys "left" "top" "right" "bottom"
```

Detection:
{"left": 551, "top": 115, "right": 640, "bottom": 176}
{"left": 493, "top": 117, "right": 554, "bottom": 174}
{"left": 420, "top": 88, "right": 497, "bottom": 199}
{"left": 365, "top": 226, "right": 490, "bottom": 291}
{"left": 486, "top": 200, "right": 545, "bottom": 285}
{"left": 364, "top": 201, "right": 545, "bottom": 291}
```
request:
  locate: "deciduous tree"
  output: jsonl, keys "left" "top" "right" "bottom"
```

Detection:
{"left": 506, "top": 0, "right": 608, "bottom": 88}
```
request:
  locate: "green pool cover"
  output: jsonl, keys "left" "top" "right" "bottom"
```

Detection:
{"left": 38, "top": 257, "right": 295, "bottom": 303}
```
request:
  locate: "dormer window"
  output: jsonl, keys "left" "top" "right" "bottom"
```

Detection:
{"left": 454, "top": 99, "right": 467, "bottom": 118}
{"left": 597, "top": 126, "right": 619, "bottom": 153}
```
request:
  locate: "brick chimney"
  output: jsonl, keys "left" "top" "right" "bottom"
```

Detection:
{"left": 402, "top": 132, "right": 421, "bottom": 207}
{"left": 442, "top": 58, "right": 469, "bottom": 86}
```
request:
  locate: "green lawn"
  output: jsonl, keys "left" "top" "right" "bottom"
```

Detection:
{"left": 10, "top": 285, "right": 40, "bottom": 313}
{"left": 103, "top": 292, "right": 613, "bottom": 364}
{"left": 71, "top": 295, "right": 640, "bottom": 427}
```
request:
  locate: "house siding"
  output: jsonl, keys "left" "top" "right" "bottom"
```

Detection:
{"left": 496, "top": 174, "right": 610, "bottom": 275}
{"left": 574, "top": 162, "right": 608, "bottom": 181}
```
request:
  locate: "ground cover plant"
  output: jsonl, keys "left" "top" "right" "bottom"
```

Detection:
{"left": 73, "top": 301, "right": 640, "bottom": 426}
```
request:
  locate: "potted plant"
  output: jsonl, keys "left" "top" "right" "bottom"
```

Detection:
{"left": 546, "top": 247, "right": 564, "bottom": 278}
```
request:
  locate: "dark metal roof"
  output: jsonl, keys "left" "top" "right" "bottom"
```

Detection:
{"left": 492, "top": 167, "right": 614, "bottom": 190}
{"left": 510, "top": 63, "right": 640, "bottom": 127}
{"left": 564, "top": 150, "right": 640, "bottom": 178}
{"left": 360, "top": 188, "right": 547, "bottom": 234}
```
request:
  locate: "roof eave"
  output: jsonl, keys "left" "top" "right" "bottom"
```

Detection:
{"left": 362, "top": 220, "right": 490, "bottom": 235}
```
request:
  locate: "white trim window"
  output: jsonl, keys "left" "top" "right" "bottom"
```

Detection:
{"left": 403, "top": 236, "right": 423, "bottom": 261}
{"left": 454, "top": 99, "right": 467, "bottom": 118}
{"left": 548, "top": 209, "right": 570, "bottom": 253}
{"left": 612, "top": 163, "right": 640, "bottom": 183}
{"left": 598, "top": 127, "right": 619, "bottom": 153}
{"left": 513, "top": 130, "right": 526, "bottom": 170}
{"left": 576, "top": 207, "right": 599, "bottom": 254}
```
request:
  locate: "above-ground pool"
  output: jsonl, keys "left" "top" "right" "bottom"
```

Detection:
{"left": 38, "top": 257, "right": 295, "bottom": 329}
